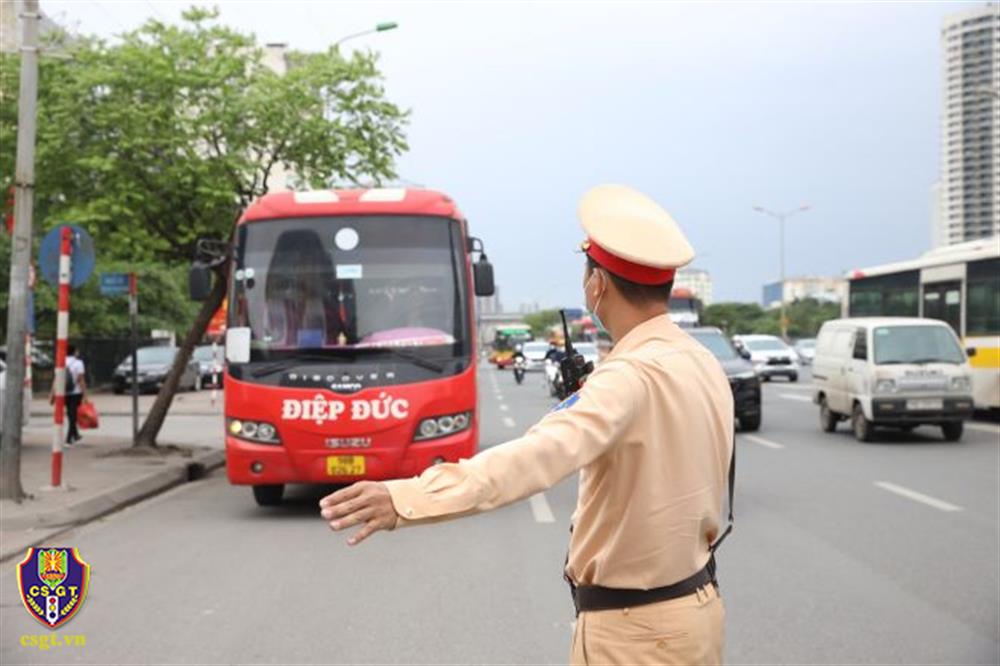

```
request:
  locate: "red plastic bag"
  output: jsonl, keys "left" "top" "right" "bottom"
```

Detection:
{"left": 78, "top": 400, "right": 99, "bottom": 430}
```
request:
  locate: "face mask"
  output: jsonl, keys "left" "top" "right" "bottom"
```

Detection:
{"left": 585, "top": 270, "right": 608, "bottom": 334}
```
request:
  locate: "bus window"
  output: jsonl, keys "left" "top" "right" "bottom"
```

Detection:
{"left": 922, "top": 281, "right": 962, "bottom": 335}
{"left": 848, "top": 271, "right": 919, "bottom": 317}
{"left": 967, "top": 258, "right": 1000, "bottom": 337}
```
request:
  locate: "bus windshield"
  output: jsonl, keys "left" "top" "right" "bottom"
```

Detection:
{"left": 873, "top": 326, "right": 966, "bottom": 365}
{"left": 232, "top": 216, "right": 468, "bottom": 359}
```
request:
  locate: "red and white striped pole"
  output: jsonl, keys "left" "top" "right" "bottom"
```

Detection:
{"left": 51, "top": 226, "right": 72, "bottom": 488}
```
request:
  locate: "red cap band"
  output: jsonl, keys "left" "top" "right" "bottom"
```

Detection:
{"left": 584, "top": 239, "right": 676, "bottom": 285}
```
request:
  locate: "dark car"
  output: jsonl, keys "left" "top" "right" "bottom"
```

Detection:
{"left": 112, "top": 346, "right": 200, "bottom": 394}
{"left": 689, "top": 327, "right": 762, "bottom": 432}
{"left": 192, "top": 344, "right": 225, "bottom": 388}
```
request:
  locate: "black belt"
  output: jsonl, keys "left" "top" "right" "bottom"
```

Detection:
{"left": 568, "top": 555, "right": 717, "bottom": 615}
{"left": 565, "top": 435, "right": 736, "bottom": 616}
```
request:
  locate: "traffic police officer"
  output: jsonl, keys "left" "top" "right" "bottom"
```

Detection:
{"left": 320, "top": 184, "right": 735, "bottom": 665}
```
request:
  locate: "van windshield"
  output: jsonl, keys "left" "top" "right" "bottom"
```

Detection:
{"left": 873, "top": 326, "right": 965, "bottom": 365}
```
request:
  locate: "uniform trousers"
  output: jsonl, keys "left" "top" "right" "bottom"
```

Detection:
{"left": 570, "top": 583, "right": 724, "bottom": 665}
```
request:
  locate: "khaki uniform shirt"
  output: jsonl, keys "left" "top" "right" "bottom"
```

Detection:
{"left": 385, "top": 314, "right": 734, "bottom": 589}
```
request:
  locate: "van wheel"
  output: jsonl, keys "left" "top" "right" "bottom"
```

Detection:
{"left": 788, "top": 373, "right": 799, "bottom": 383}
{"left": 252, "top": 484, "right": 284, "bottom": 506}
{"left": 739, "top": 413, "right": 761, "bottom": 432}
{"left": 819, "top": 398, "right": 838, "bottom": 433}
{"left": 941, "top": 422, "right": 964, "bottom": 442}
{"left": 852, "top": 403, "right": 874, "bottom": 442}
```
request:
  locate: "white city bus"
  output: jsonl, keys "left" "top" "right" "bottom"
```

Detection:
{"left": 845, "top": 239, "right": 1000, "bottom": 410}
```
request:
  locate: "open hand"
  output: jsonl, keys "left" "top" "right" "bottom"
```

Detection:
{"left": 319, "top": 481, "right": 398, "bottom": 546}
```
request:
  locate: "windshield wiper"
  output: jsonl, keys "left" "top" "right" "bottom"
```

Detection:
{"left": 250, "top": 351, "right": 357, "bottom": 378}
{"left": 911, "top": 358, "right": 959, "bottom": 365}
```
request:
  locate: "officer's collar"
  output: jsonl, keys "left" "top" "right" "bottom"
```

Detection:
{"left": 608, "top": 313, "right": 678, "bottom": 356}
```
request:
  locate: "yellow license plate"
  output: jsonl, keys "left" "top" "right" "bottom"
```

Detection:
{"left": 326, "top": 455, "right": 366, "bottom": 476}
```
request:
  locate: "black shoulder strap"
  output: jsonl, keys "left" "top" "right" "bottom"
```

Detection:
{"left": 709, "top": 435, "right": 735, "bottom": 553}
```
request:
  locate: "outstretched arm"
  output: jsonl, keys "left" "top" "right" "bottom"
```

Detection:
{"left": 319, "top": 359, "right": 643, "bottom": 545}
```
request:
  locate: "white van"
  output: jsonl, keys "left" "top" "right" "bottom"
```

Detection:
{"left": 812, "top": 318, "right": 975, "bottom": 442}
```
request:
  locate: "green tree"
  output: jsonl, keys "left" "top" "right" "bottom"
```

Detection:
{"left": 523, "top": 309, "right": 562, "bottom": 338}
{"left": 1, "top": 8, "right": 408, "bottom": 448}
{"left": 703, "top": 298, "right": 840, "bottom": 338}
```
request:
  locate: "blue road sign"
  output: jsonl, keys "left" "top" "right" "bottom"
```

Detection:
{"left": 38, "top": 225, "right": 96, "bottom": 289}
{"left": 100, "top": 272, "right": 131, "bottom": 296}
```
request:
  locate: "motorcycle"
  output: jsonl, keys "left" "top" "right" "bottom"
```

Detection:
{"left": 513, "top": 355, "right": 526, "bottom": 385}
{"left": 544, "top": 359, "right": 565, "bottom": 398}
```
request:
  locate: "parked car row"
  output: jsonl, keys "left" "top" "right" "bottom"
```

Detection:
{"left": 112, "top": 345, "right": 222, "bottom": 394}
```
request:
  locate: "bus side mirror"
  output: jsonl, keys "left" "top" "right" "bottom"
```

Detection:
{"left": 474, "top": 257, "right": 495, "bottom": 297}
{"left": 189, "top": 265, "right": 212, "bottom": 301}
{"left": 966, "top": 347, "right": 977, "bottom": 358}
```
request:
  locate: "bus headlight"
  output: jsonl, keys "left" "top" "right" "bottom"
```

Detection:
{"left": 227, "top": 418, "right": 281, "bottom": 445}
{"left": 414, "top": 411, "right": 473, "bottom": 441}
{"left": 951, "top": 376, "right": 972, "bottom": 393}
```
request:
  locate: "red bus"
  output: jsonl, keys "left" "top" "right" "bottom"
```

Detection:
{"left": 190, "top": 188, "right": 495, "bottom": 506}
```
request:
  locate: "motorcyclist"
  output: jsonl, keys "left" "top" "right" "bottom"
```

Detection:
{"left": 544, "top": 341, "right": 566, "bottom": 364}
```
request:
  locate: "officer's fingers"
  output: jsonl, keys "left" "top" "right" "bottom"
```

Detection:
{"left": 319, "top": 482, "right": 364, "bottom": 509}
{"left": 320, "top": 495, "right": 369, "bottom": 521}
{"left": 347, "top": 517, "right": 388, "bottom": 546}
{"left": 328, "top": 507, "right": 374, "bottom": 532}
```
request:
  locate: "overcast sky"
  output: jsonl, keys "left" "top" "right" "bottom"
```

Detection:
{"left": 45, "top": 1, "right": 981, "bottom": 309}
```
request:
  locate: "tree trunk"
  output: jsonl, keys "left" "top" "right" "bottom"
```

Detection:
{"left": 134, "top": 266, "right": 228, "bottom": 447}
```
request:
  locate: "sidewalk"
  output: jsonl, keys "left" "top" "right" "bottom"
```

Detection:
{"left": 0, "top": 424, "right": 224, "bottom": 562}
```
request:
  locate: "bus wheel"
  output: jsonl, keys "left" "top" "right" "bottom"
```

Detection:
{"left": 941, "top": 422, "right": 964, "bottom": 442}
{"left": 253, "top": 484, "right": 284, "bottom": 506}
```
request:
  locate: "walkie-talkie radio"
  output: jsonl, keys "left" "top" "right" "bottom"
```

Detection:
{"left": 558, "top": 309, "right": 595, "bottom": 397}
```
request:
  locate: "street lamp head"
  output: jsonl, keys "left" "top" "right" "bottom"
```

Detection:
{"left": 376, "top": 22, "right": 399, "bottom": 32}
{"left": 753, "top": 206, "right": 765, "bottom": 212}
{"left": 799, "top": 205, "right": 811, "bottom": 212}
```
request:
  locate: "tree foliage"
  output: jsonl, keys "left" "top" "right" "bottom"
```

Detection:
{"left": 703, "top": 298, "right": 841, "bottom": 338}
{"left": 1, "top": 7, "right": 409, "bottom": 446}
{"left": 523, "top": 309, "right": 563, "bottom": 338}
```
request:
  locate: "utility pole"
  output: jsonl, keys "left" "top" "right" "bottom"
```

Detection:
{"left": 2, "top": 0, "right": 40, "bottom": 501}
{"left": 752, "top": 204, "right": 811, "bottom": 341}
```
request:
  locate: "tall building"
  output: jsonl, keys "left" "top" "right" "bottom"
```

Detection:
{"left": 762, "top": 277, "right": 846, "bottom": 309}
{"left": 938, "top": 4, "right": 1000, "bottom": 245}
{"left": 673, "top": 267, "right": 714, "bottom": 305}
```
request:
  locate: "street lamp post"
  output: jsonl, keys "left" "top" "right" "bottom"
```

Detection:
{"left": 334, "top": 22, "right": 399, "bottom": 48}
{"left": 752, "top": 204, "right": 811, "bottom": 341}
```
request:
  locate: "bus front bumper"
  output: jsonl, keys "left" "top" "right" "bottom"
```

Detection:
{"left": 225, "top": 430, "right": 478, "bottom": 485}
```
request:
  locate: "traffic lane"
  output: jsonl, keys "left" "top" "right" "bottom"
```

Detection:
{"left": 723, "top": 382, "right": 999, "bottom": 659}
{"left": 757, "top": 379, "right": 999, "bottom": 522}
{"left": 0, "top": 471, "right": 573, "bottom": 666}
{"left": 1, "top": 368, "right": 578, "bottom": 666}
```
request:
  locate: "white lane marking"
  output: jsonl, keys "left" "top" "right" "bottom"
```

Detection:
{"left": 499, "top": 404, "right": 509, "bottom": 412}
{"left": 529, "top": 493, "right": 556, "bottom": 523}
{"left": 874, "top": 481, "right": 963, "bottom": 512}
{"left": 966, "top": 423, "right": 1000, "bottom": 436}
{"left": 779, "top": 393, "right": 813, "bottom": 402}
{"left": 772, "top": 383, "right": 813, "bottom": 391}
{"left": 503, "top": 416, "right": 517, "bottom": 428}
{"left": 741, "top": 434, "right": 785, "bottom": 449}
